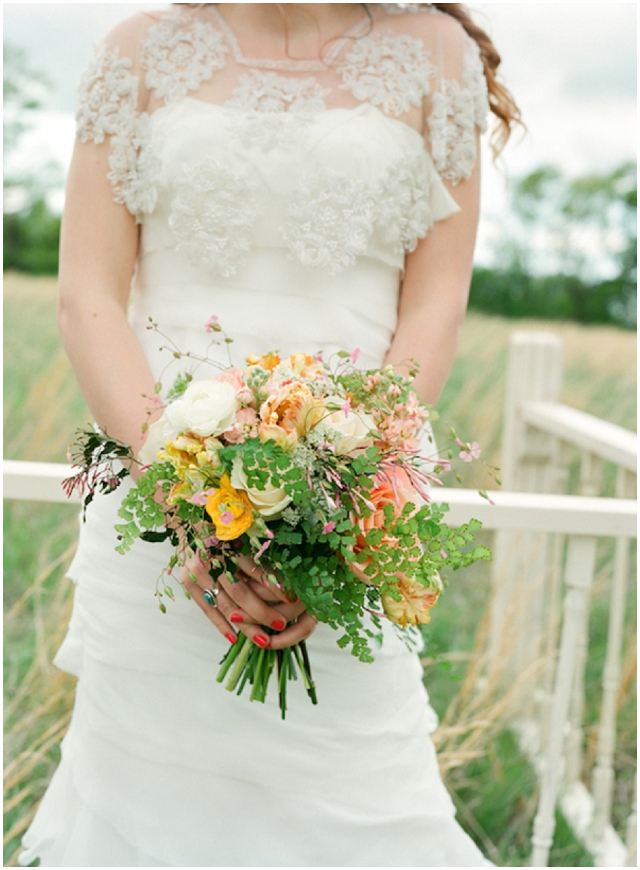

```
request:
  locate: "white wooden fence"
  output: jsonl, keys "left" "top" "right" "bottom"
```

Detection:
{"left": 3, "top": 332, "right": 637, "bottom": 867}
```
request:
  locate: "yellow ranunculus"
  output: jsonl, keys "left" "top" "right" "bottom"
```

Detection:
{"left": 205, "top": 474, "right": 254, "bottom": 541}
{"left": 381, "top": 574, "right": 443, "bottom": 628}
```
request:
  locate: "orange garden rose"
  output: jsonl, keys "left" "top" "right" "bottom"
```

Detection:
{"left": 381, "top": 574, "right": 443, "bottom": 627}
{"left": 354, "top": 469, "right": 419, "bottom": 555}
{"left": 205, "top": 475, "right": 255, "bottom": 541}
{"left": 259, "top": 382, "right": 323, "bottom": 441}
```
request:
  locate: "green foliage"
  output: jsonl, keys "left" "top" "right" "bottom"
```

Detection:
{"left": 472, "top": 161, "right": 636, "bottom": 327}
{"left": 3, "top": 197, "right": 61, "bottom": 274}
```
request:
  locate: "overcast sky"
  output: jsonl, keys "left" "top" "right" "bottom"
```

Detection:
{"left": 3, "top": 2, "right": 637, "bottom": 265}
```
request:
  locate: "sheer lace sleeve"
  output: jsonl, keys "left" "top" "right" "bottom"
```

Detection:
{"left": 75, "top": 14, "right": 158, "bottom": 221}
{"left": 423, "top": 12, "right": 490, "bottom": 186}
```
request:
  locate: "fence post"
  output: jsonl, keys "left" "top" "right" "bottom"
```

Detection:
{"left": 530, "top": 534, "right": 597, "bottom": 867}
{"left": 489, "top": 333, "right": 564, "bottom": 720}
{"left": 591, "top": 468, "right": 634, "bottom": 863}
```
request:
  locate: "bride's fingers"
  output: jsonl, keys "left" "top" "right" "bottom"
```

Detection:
{"left": 180, "top": 568, "right": 238, "bottom": 645}
{"left": 218, "top": 571, "right": 289, "bottom": 631}
{"left": 268, "top": 612, "right": 317, "bottom": 650}
{"left": 235, "top": 556, "right": 291, "bottom": 602}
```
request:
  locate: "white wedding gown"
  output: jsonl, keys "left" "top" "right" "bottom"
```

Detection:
{"left": 20, "top": 5, "right": 493, "bottom": 866}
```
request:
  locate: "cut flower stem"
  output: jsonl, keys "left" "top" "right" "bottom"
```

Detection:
{"left": 216, "top": 634, "right": 316, "bottom": 718}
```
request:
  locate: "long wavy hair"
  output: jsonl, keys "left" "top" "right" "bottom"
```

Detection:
{"left": 175, "top": 3, "right": 522, "bottom": 155}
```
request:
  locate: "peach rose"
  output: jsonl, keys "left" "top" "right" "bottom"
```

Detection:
{"left": 259, "top": 382, "right": 323, "bottom": 439}
{"left": 354, "top": 469, "right": 419, "bottom": 555}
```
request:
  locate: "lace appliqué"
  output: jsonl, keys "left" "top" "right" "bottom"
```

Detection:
{"left": 284, "top": 157, "right": 434, "bottom": 271}
{"left": 169, "top": 161, "right": 258, "bottom": 277}
{"left": 339, "top": 31, "right": 435, "bottom": 117}
{"left": 283, "top": 168, "right": 376, "bottom": 274}
{"left": 227, "top": 70, "right": 328, "bottom": 113}
{"left": 377, "top": 157, "right": 434, "bottom": 254}
{"left": 428, "top": 38, "right": 490, "bottom": 185}
{"left": 76, "top": 44, "right": 157, "bottom": 219}
{"left": 142, "top": 17, "right": 228, "bottom": 104}
{"left": 225, "top": 71, "right": 328, "bottom": 151}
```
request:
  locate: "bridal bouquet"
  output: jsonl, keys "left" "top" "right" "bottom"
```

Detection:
{"left": 65, "top": 318, "right": 491, "bottom": 718}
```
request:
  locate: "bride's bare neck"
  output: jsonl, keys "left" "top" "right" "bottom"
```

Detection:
{"left": 214, "top": 4, "right": 365, "bottom": 55}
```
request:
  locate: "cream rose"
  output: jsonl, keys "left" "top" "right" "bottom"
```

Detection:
{"left": 164, "top": 379, "right": 237, "bottom": 438}
{"left": 230, "top": 455, "right": 292, "bottom": 519}
{"left": 325, "top": 405, "right": 376, "bottom": 456}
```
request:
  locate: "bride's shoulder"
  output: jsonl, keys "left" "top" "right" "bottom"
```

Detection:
{"left": 94, "top": 6, "right": 207, "bottom": 57}
{"left": 375, "top": 4, "right": 471, "bottom": 55}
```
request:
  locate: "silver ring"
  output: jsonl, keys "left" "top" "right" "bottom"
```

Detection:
{"left": 203, "top": 587, "right": 220, "bottom": 607}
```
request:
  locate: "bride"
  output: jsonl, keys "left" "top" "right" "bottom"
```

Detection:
{"left": 19, "top": 3, "right": 520, "bottom": 866}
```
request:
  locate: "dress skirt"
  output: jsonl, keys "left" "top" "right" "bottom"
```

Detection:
{"left": 19, "top": 476, "right": 492, "bottom": 867}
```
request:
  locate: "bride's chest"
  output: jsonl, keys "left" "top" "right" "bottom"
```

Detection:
{"left": 142, "top": 100, "right": 446, "bottom": 275}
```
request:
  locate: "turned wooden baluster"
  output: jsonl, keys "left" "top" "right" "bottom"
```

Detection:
{"left": 590, "top": 467, "right": 634, "bottom": 864}
{"left": 530, "top": 534, "right": 597, "bottom": 867}
{"left": 564, "top": 453, "right": 602, "bottom": 791}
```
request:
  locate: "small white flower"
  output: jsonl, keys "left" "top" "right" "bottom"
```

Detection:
{"left": 165, "top": 379, "right": 237, "bottom": 438}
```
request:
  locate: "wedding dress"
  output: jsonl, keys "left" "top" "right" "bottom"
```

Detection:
{"left": 20, "top": 4, "right": 493, "bottom": 866}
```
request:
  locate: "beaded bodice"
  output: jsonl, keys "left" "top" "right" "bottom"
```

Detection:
{"left": 76, "top": 3, "right": 489, "bottom": 280}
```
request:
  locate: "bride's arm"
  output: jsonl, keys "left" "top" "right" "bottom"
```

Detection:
{"left": 58, "top": 139, "right": 161, "bottom": 454}
{"left": 383, "top": 147, "right": 481, "bottom": 406}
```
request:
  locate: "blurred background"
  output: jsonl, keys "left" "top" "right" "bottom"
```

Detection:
{"left": 3, "top": 4, "right": 637, "bottom": 867}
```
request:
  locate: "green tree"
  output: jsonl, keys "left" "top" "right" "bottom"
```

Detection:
{"left": 3, "top": 42, "right": 62, "bottom": 275}
{"left": 469, "top": 162, "right": 637, "bottom": 327}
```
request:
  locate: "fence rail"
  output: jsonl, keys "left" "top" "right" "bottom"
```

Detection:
{"left": 3, "top": 459, "right": 636, "bottom": 538}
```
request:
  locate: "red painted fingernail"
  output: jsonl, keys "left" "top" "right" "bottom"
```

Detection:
{"left": 271, "top": 619, "right": 286, "bottom": 631}
{"left": 229, "top": 612, "right": 244, "bottom": 623}
{"left": 254, "top": 634, "right": 269, "bottom": 648}
{"left": 225, "top": 633, "right": 237, "bottom": 644}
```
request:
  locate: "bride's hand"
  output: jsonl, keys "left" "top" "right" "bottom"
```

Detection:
{"left": 180, "top": 553, "right": 316, "bottom": 649}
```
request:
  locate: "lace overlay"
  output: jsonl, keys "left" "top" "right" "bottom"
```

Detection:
{"left": 282, "top": 157, "right": 436, "bottom": 272}
{"left": 76, "top": 45, "right": 157, "bottom": 219}
{"left": 427, "top": 39, "right": 490, "bottom": 185}
{"left": 168, "top": 160, "right": 258, "bottom": 276}
{"left": 142, "top": 18, "right": 228, "bottom": 104}
{"left": 225, "top": 71, "right": 328, "bottom": 151}
{"left": 377, "top": 157, "right": 434, "bottom": 254}
{"left": 339, "top": 31, "right": 435, "bottom": 117}
{"left": 283, "top": 168, "right": 377, "bottom": 274}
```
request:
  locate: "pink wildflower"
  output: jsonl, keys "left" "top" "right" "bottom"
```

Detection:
{"left": 205, "top": 315, "right": 219, "bottom": 333}
{"left": 189, "top": 489, "right": 217, "bottom": 506}
{"left": 459, "top": 441, "right": 481, "bottom": 463}
{"left": 341, "top": 397, "right": 351, "bottom": 417}
{"left": 219, "top": 510, "right": 235, "bottom": 525}
{"left": 350, "top": 348, "right": 360, "bottom": 364}
{"left": 322, "top": 521, "right": 336, "bottom": 535}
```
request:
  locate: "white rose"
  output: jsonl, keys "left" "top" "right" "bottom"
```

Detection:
{"left": 138, "top": 416, "right": 171, "bottom": 465}
{"left": 325, "top": 406, "right": 376, "bottom": 456}
{"left": 230, "top": 455, "right": 292, "bottom": 519}
{"left": 164, "top": 379, "right": 237, "bottom": 438}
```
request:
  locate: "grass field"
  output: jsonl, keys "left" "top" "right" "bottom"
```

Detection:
{"left": 3, "top": 271, "right": 637, "bottom": 866}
